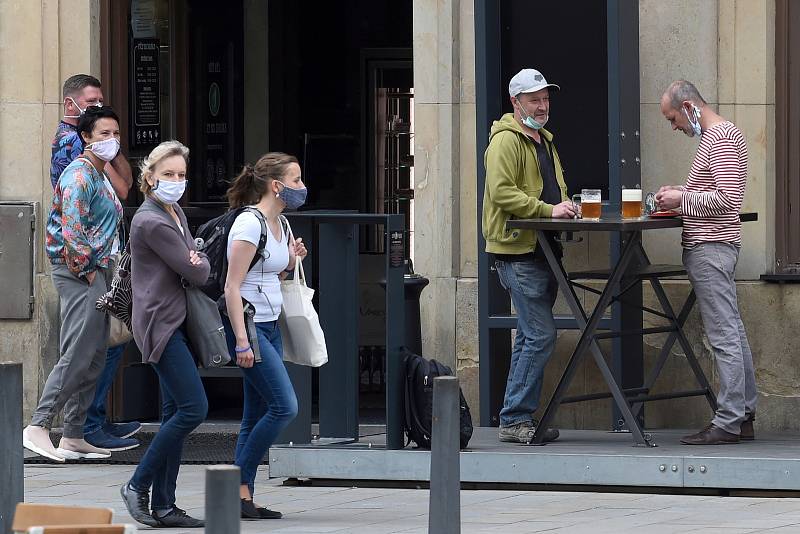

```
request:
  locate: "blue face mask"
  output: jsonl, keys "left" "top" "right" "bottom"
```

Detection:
{"left": 683, "top": 104, "right": 702, "bottom": 137}
{"left": 516, "top": 99, "right": 547, "bottom": 130}
{"left": 276, "top": 182, "right": 307, "bottom": 211}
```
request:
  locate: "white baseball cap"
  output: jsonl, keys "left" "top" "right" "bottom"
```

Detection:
{"left": 508, "top": 68, "right": 560, "bottom": 97}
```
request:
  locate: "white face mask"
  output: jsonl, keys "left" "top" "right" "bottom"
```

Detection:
{"left": 152, "top": 179, "right": 187, "bottom": 204}
{"left": 64, "top": 97, "right": 102, "bottom": 119}
{"left": 86, "top": 137, "right": 120, "bottom": 162}
{"left": 683, "top": 104, "right": 702, "bottom": 137}
{"left": 515, "top": 98, "right": 547, "bottom": 130}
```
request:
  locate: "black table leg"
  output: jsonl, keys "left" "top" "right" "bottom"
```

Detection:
{"left": 533, "top": 230, "right": 655, "bottom": 446}
{"left": 651, "top": 285, "right": 718, "bottom": 413}
{"left": 628, "top": 243, "right": 716, "bottom": 415}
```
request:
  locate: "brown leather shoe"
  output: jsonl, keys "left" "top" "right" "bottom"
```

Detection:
{"left": 680, "top": 424, "right": 739, "bottom": 445}
{"left": 740, "top": 414, "right": 755, "bottom": 441}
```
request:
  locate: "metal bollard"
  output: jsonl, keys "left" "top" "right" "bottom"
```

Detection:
{"left": 0, "top": 362, "right": 23, "bottom": 534}
{"left": 205, "top": 465, "right": 240, "bottom": 534}
{"left": 428, "top": 376, "right": 461, "bottom": 534}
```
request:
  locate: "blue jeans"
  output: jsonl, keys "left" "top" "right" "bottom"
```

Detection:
{"left": 130, "top": 328, "right": 208, "bottom": 511}
{"left": 495, "top": 259, "right": 558, "bottom": 427}
{"left": 223, "top": 318, "right": 298, "bottom": 494}
{"left": 83, "top": 343, "right": 127, "bottom": 435}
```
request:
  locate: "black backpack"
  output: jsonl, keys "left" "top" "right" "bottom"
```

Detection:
{"left": 403, "top": 349, "right": 473, "bottom": 449}
{"left": 195, "top": 207, "right": 288, "bottom": 300}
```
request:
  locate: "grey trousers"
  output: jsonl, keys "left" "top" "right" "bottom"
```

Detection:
{"left": 683, "top": 242, "right": 758, "bottom": 434}
{"left": 31, "top": 265, "right": 111, "bottom": 438}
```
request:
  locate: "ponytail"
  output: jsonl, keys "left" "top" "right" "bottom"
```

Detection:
{"left": 227, "top": 164, "right": 260, "bottom": 208}
{"left": 226, "top": 152, "right": 299, "bottom": 209}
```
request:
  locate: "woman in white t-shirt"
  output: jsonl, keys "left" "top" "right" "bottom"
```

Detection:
{"left": 222, "top": 152, "right": 307, "bottom": 520}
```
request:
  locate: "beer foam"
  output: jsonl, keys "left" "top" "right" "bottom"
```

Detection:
{"left": 622, "top": 189, "right": 642, "bottom": 201}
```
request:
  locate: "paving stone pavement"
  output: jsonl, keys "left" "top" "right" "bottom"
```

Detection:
{"left": 21, "top": 464, "right": 800, "bottom": 533}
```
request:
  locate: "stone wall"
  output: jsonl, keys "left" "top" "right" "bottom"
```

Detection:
{"left": 0, "top": 0, "right": 100, "bottom": 421}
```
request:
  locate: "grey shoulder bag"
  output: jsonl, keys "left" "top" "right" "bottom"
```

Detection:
{"left": 183, "top": 282, "right": 232, "bottom": 368}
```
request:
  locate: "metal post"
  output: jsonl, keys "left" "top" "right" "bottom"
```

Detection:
{"left": 205, "top": 465, "right": 240, "bottom": 534}
{"left": 0, "top": 362, "right": 23, "bottom": 534}
{"left": 318, "top": 222, "right": 359, "bottom": 440}
{"left": 474, "top": 0, "right": 508, "bottom": 428}
{"left": 607, "top": 0, "right": 643, "bottom": 430}
{"left": 384, "top": 214, "right": 406, "bottom": 449}
{"left": 428, "top": 376, "right": 461, "bottom": 534}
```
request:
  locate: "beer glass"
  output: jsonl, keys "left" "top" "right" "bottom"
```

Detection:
{"left": 622, "top": 187, "right": 643, "bottom": 218}
{"left": 574, "top": 189, "right": 601, "bottom": 220}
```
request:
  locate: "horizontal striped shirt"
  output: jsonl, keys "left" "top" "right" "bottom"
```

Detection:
{"left": 680, "top": 121, "right": 747, "bottom": 248}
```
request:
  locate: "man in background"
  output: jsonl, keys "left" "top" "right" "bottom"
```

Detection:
{"left": 51, "top": 74, "right": 140, "bottom": 452}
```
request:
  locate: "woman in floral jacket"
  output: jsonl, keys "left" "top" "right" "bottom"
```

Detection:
{"left": 22, "top": 106, "right": 123, "bottom": 462}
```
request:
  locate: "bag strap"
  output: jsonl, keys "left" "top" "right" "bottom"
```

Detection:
{"left": 242, "top": 207, "right": 268, "bottom": 271}
{"left": 293, "top": 258, "right": 307, "bottom": 286}
{"left": 405, "top": 355, "right": 431, "bottom": 439}
{"left": 280, "top": 215, "right": 308, "bottom": 287}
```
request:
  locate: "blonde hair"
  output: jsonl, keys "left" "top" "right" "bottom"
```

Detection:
{"left": 139, "top": 140, "right": 190, "bottom": 195}
{"left": 227, "top": 152, "right": 299, "bottom": 208}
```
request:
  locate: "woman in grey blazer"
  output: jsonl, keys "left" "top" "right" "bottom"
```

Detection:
{"left": 119, "top": 141, "right": 209, "bottom": 529}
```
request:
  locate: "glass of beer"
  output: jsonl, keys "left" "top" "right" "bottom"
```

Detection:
{"left": 576, "top": 189, "right": 602, "bottom": 220}
{"left": 622, "top": 187, "right": 643, "bottom": 218}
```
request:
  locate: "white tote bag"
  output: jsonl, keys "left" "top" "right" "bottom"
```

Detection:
{"left": 279, "top": 229, "right": 328, "bottom": 367}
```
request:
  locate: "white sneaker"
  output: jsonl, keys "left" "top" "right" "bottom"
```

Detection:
{"left": 22, "top": 425, "right": 65, "bottom": 463}
{"left": 56, "top": 437, "right": 111, "bottom": 459}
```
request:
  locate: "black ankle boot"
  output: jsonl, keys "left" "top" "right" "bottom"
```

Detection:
{"left": 241, "top": 498, "right": 261, "bottom": 519}
{"left": 154, "top": 506, "right": 204, "bottom": 528}
{"left": 120, "top": 482, "right": 159, "bottom": 527}
{"left": 256, "top": 504, "right": 283, "bottom": 519}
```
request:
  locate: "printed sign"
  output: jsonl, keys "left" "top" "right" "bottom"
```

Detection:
{"left": 132, "top": 39, "right": 161, "bottom": 147}
{"left": 389, "top": 231, "right": 405, "bottom": 268}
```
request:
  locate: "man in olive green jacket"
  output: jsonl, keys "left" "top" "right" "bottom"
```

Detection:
{"left": 482, "top": 68, "right": 576, "bottom": 444}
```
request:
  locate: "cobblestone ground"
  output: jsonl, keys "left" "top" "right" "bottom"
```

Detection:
{"left": 22, "top": 464, "right": 800, "bottom": 533}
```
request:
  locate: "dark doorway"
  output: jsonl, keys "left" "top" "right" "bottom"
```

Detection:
{"left": 187, "top": 2, "right": 245, "bottom": 204}
{"left": 268, "top": 0, "right": 413, "bottom": 211}
{"left": 500, "top": 1, "right": 609, "bottom": 196}
{"left": 268, "top": 1, "right": 413, "bottom": 424}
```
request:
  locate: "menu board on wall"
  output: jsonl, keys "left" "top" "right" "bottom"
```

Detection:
{"left": 204, "top": 56, "right": 229, "bottom": 200}
{"left": 132, "top": 38, "right": 161, "bottom": 148}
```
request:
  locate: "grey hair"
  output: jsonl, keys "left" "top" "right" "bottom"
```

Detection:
{"left": 139, "top": 140, "right": 190, "bottom": 195}
{"left": 62, "top": 74, "right": 101, "bottom": 98}
{"left": 664, "top": 80, "right": 707, "bottom": 109}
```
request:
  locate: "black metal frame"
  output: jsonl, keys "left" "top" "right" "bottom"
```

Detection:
{"left": 606, "top": 0, "right": 644, "bottom": 430}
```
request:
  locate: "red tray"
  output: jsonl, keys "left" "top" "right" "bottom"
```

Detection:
{"left": 649, "top": 210, "right": 680, "bottom": 218}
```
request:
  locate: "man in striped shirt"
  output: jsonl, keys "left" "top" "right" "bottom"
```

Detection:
{"left": 656, "top": 80, "right": 757, "bottom": 446}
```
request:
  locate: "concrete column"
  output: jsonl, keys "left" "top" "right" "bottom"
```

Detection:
{"left": 205, "top": 466, "right": 240, "bottom": 534}
{"left": 413, "top": 0, "right": 462, "bottom": 368}
{"left": 0, "top": 362, "right": 23, "bottom": 534}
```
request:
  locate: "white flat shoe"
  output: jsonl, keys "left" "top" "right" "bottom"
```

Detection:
{"left": 56, "top": 447, "right": 111, "bottom": 460}
{"left": 22, "top": 426, "right": 65, "bottom": 463}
